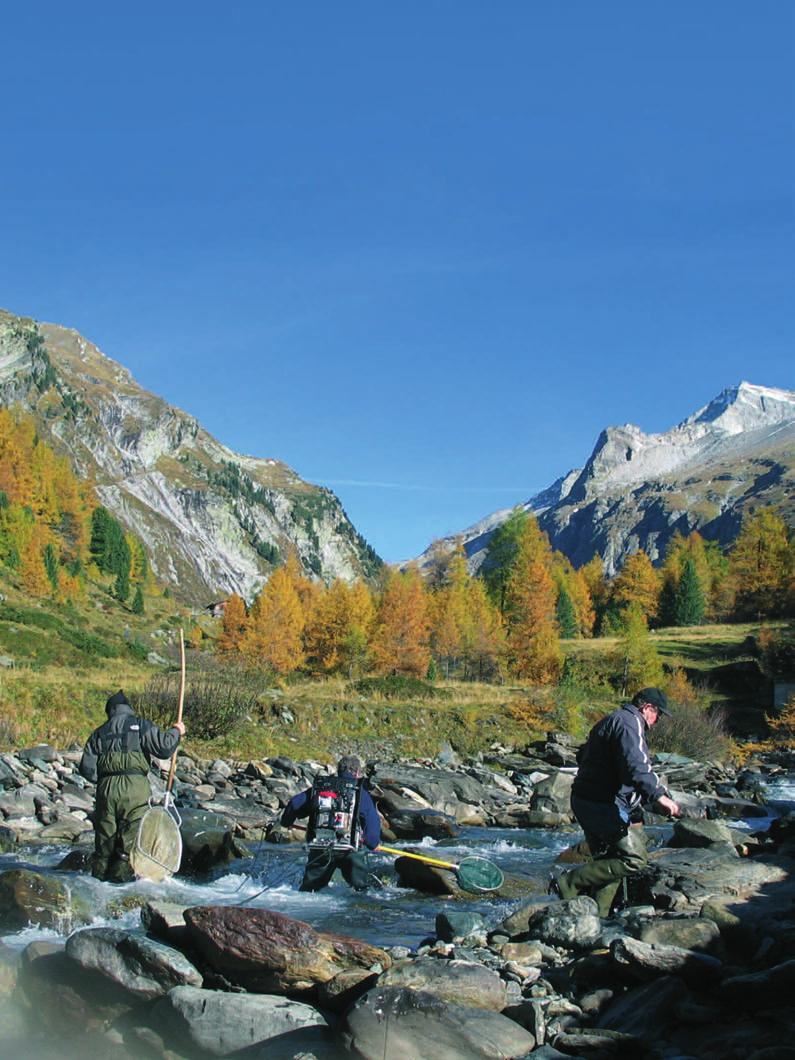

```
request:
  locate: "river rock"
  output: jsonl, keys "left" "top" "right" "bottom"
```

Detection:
{"left": 522, "top": 897, "right": 602, "bottom": 951}
{"left": 638, "top": 917, "right": 723, "bottom": 955}
{"left": 179, "top": 808, "right": 241, "bottom": 872}
{"left": 721, "top": 958, "right": 795, "bottom": 1010}
{"left": 155, "top": 985, "right": 329, "bottom": 1057}
{"left": 529, "top": 771, "right": 574, "bottom": 816}
{"left": 315, "top": 966, "right": 380, "bottom": 1012}
{"left": 499, "top": 899, "right": 550, "bottom": 938}
{"left": 141, "top": 900, "right": 189, "bottom": 946}
{"left": 184, "top": 905, "right": 390, "bottom": 994}
{"left": 501, "top": 942, "right": 544, "bottom": 965}
{"left": 0, "top": 868, "right": 76, "bottom": 931}
{"left": 343, "top": 985, "right": 535, "bottom": 1060}
{"left": 379, "top": 957, "right": 507, "bottom": 1012}
{"left": 596, "top": 975, "right": 687, "bottom": 1039}
{"left": 386, "top": 809, "right": 460, "bottom": 839}
{"left": 65, "top": 927, "right": 202, "bottom": 999}
{"left": 18, "top": 744, "right": 58, "bottom": 765}
{"left": 668, "top": 818, "right": 738, "bottom": 849}
{"left": 18, "top": 943, "right": 135, "bottom": 1036}
{"left": 435, "top": 911, "right": 486, "bottom": 943}
{"left": 37, "top": 813, "right": 94, "bottom": 842}
{"left": 610, "top": 935, "right": 722, "bottom": 985}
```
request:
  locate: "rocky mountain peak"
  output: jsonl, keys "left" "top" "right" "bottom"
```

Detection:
{"left": 0, "top": 308, "right": 382, "bottom": 603}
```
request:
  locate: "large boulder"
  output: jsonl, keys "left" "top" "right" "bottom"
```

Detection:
{"left": 156, "top": 985, "right": 330, "bottom": 1057}
{"left": 65, "top": 927, "right": 202, "bottom": 1000}
{"left": 184, "top": 905, "right": 390, "bottom": 994}
{"left": 343, "top": 985, "right": 535, "bottom": 1060}
{"left": 379, "top": 957, "right": 507, "bottom": 1012}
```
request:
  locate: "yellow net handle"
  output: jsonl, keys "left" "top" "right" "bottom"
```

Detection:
{"left": 376, "top": 844, "right": 458, "bottom": 870}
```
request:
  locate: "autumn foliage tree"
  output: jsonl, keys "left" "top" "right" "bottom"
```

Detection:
{"left": 218, "top": 593, "right": 247, "bottom": 654}
{"left": 728, "top": 509, "right": 792, "bottom": 619}
{"left": 240, "top": 567, "right": 306, "bottom": 675}
{"left": 610, "top": 549, "right": 661, "bottom": 625}
{"left": 503, "top": 515, "right": 562, "bottom": 683}
{"left": 371, "top": 569, "right": 431, "bottom": 677}
{"left": 0, "top": 408, "right": 96, "bottom": 601}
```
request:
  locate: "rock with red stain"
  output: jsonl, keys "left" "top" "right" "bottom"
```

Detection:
{"left": 184, "top": 905, "right": 391, "bottom": 994}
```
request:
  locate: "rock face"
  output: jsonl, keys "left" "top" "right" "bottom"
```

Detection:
{"left": 412, "top": 381, "right": 795, "bottom": 575}
{"left": 343, "top": 985, "right": 536, "bottom": 1060}
{"left": 0, "top": 308, "right": 381, "bottom": 603}
{"left": 184, "top": 905, "right": 391, "bottom": 994}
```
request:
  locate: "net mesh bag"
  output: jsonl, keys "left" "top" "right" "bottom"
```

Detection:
{"left": 456, "top": 856, "right": 504, "bottom": 893}
{"left": 130, "top": 805, "right": 183, "bottom": 882}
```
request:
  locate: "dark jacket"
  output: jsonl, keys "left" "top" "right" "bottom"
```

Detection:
{"left": 572, "top": 703, "right": 668, "bottom": 816}
{"left": 79, "top": 703, "right": 181, "bottom": 783}
{"left": 281, "top": 772, "right": 381, "bottom": 850}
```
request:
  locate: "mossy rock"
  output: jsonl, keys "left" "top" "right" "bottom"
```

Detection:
{"left": 0, "top": 869, "right": 90, "bottom": 932}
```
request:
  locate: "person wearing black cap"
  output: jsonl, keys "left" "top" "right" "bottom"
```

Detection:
{"left": 79, "top": 690, "right": 186, "bottom": 882}
{"left": 554, "top": 687, "right": 681, "bottom": 916}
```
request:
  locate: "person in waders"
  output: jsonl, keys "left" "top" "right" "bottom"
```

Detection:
{"left": 553, "top": 687, "right": 681, "bottom": 917}
{"left": 281, "top": 755, "right": 381, "bottom": 891}
{"left": 79, "top": 690, "right": 186, "bottom": 882}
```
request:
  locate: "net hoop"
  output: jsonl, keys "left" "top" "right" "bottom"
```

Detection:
{"left": 130, "top": 793, "right": 183, "bottom": 882}
{"left": 455, "top": 855, "right": 504, "bottom": 894}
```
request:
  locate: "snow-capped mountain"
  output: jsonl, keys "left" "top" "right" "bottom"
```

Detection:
{"left": 0, "top": 309, "right": 381, "bottom": 603}
{"left": 414, "top": 382, "right": 795, "bottom": 576}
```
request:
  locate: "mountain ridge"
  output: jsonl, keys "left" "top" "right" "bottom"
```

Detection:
{"left": 413, "top": 381, "right": 795, "bottom": 577}
{"left": 0, "top": 309, "right": 381, "bottom": 604}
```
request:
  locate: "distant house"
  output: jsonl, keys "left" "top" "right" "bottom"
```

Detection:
{"left": 204, "top": 600, "right": 228, "bottom": 619}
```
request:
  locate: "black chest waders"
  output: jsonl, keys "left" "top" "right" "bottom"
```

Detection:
{"left": 130, "top": 630, "right": 185, "bottom": 881}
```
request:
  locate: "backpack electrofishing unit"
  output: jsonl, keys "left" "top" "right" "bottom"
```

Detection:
{"left": 307, "top": 774, "right": 363, "bottom": 850}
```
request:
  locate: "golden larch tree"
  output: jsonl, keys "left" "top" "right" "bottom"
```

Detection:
{"left": 241, "top": 568, "right": 305, "bottom": 675}
{"left": 503, "top": 515, "right": 562, "bottom": 683}
{"left": 218, "top": 593, "right": 248, "bottom": 654}
{"left": 611, "top": 549, "right": 661, "bottom": 624}
{"left": 371, "top": 569, "right": 431, "bottom": 677}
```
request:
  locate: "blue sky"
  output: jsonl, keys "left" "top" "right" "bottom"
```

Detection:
{"left": 1, "top": 2, "right": 793, "bottom": 562}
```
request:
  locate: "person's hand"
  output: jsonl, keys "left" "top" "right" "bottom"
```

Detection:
{"left": 656, "top": 794, "right": 681, "bottom": 818}
{"left": 173, "top": 720, "right": 186, "bottom": 737}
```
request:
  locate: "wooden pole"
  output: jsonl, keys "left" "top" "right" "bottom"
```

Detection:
{"left": 166, "top": 628, "right": 185, "bottom": 794}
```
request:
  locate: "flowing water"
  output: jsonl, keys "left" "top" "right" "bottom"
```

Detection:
{"left": 0, "top": 826, "right": 575, "bottom": 952}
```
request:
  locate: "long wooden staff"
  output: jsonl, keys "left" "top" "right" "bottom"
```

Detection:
{"left": 166, "top": 628, "right": 185, "bottom": 795}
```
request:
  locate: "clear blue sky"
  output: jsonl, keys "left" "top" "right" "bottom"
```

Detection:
{"left": 1, "top": 3, "right": 793, "bottom": 563}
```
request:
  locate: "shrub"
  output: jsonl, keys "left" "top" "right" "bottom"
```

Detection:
{"left": 127, "top": 640, "right": 149, "bottom": 662}
{"left": 351, "top": 675, "right": 451, "bottom": 701}
{"left": 649, "top": 669, "right": 731, "bottom": 761}
{"left": 131, "top": 668, "right": 261, "bottom": 739}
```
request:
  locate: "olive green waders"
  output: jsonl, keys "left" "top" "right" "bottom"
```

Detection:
{"left": 557, "top": 824, "right": 648, "bottom": 917}
{"left": 93, "top": 751, "right": 151, "bottom": 883}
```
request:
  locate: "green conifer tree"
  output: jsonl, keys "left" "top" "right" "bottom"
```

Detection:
{"left": 132, "top": 585, "right": 144, "bottom": 614}
{"left": 43, "top": 543, "right": 59, "bottom": 592}
{"left": 674, "top": 556, "right": 706, "bottom": 626}
{"left": 555, "top": 586, "right": 578, "bottom": 639}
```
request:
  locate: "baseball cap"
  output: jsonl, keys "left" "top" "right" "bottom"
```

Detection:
{"left": 636, "top": 687, "right": 672, "bottom": 717}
